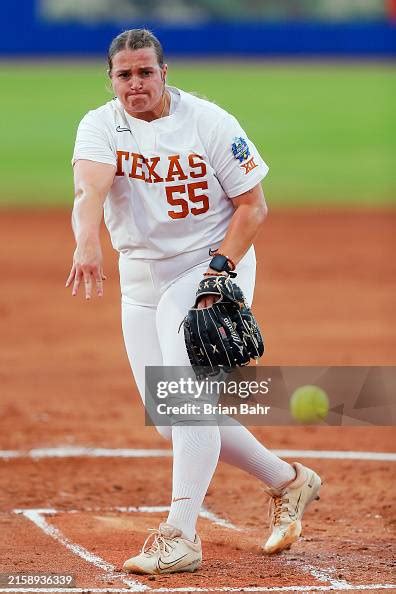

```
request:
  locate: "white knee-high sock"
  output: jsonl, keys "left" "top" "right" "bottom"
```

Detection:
{"left": 167, "top": 424, "right": 221, "bottom": 540}
{"left": 218, "top": 421, "right": 295, "bottom": 489}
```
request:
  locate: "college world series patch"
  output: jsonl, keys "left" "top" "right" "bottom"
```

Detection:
{"left": 232, "top": 137, "right": 250, "bottom": 163}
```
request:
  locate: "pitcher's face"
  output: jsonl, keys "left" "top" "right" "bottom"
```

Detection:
{"left": 110, "top": 47, "right": 167, "bottom": 116}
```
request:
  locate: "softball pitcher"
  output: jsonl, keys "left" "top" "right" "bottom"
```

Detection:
{"left": 66, "top": 29, "right": 321, "bottom": 575}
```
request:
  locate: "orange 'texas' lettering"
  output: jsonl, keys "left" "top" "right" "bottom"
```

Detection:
{"left": 144, "top": 156, "right": 163, "bottom": 183}
{"left": 188, "top": 154, "right": 207, "bottom": 178}
{"left": 130, "top": 153, "right": 146, "bottom": 181}
{"left": 241, "top": 157, "right": 258, "bottom": 175}
{"left": 116, "top": 151, "right": 129, "bottom": 176}
{"left": 116, "top": 151, "right": 207, "bottom": 182}
{"left": 165, "top": 155, "right": 188, "bottom": 182}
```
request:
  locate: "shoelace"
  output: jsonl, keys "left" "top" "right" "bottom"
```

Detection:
{"left": 269, "top": 495, "right": 290, "bottom": 527}
{"left": 141, "top": 529, "right": 175, "bottom": 557}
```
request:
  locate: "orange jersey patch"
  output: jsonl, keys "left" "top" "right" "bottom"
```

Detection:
{"left": 241, "top": 157, "right": 258, "bottom": 175}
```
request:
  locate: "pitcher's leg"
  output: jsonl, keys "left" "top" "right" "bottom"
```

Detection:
{"left": 167, "top": 424, "right": 221, "bottom": 540}
{"left": 219, "top": 422, "right": 295, "bottom": 489}
{"left": 122, "top": 300, "right": 172, "bottom": 441}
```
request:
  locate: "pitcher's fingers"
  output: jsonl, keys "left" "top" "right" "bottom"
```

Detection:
{"left": 197, "top": 297, "right": 209, "bottom": 309}
{"left": 199, "top": 296, "right": 217, "bottom": 308}
{"left": 72, "top": 269, "right": 82, "bottom": 296}
{"left": 84, "top": 272, "right": 93, "bottom": 300}
{"left": 65, "top": 265, "right": 76, "bottom": 287}
{"left": 94, "top": 270, "right": 104, "bottom": 297}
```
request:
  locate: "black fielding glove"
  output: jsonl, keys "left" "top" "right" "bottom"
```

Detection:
{"left": 182, "top": 275, "right": 264, "bottom": 378}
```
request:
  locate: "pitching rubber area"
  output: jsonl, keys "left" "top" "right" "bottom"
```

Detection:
{"left": 0, "top": 210, "right": 395, "bottom": 592}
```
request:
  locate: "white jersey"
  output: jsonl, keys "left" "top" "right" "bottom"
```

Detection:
{"left": 72, "top": 87, "right": 269, "bottom": 260}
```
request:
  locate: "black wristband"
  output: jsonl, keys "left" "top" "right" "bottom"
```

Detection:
{"left": 209, "top": 255, "right": 237, "bottom": 278}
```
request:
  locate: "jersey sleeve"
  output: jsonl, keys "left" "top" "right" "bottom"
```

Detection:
{"left": 207, "top": 113, "right": 269, "bottom": 198}
{"left": 72, "top": 111, "right": 117, "bottom": 167}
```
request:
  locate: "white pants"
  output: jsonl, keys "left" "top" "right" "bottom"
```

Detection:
{"left": 120, "top": 246, "right": 294, "bottom": 538}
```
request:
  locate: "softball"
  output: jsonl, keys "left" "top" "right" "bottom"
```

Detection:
{"left": 290, "top": 385, "right": 329, "bottom": 423}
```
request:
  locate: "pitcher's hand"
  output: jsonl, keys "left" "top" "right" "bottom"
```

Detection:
{"left": 65, "top": 239, "right": 106, "bottom": 300}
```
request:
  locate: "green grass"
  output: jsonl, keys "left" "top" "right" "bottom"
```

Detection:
{"left": 0, "top": 62, "right": 394, "bottom": 207}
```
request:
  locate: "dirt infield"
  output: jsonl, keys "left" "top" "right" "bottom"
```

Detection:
{"left": 0, "top": 208, "right": 395, "bottom": 592}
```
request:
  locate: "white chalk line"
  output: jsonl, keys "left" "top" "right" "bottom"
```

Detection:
{"left": 114, "top": 505, "right": 240, "bottom": 531}
{"left": 299, "top": 563, "right": 349, "bottom": 590}
{"left": 273, "top": 450, "right": 396, "bottom": 462}
{"left": 14, "top": 509, "right": 148, "bottom": 592}
{"left": 1, "top": 446, "right": 395, "bottom": 461}
{"left": 11, "top": 508, "right": 395, "bottom": 592}
{"left": 199, "top": 508, "right": 241, "bottom": 532}
{"left": 0, "top": 447, "right": 172, "bottom": 460}
{"left": 14, "top": 506, "right": 239, "bottom": 532}
{"left": 80, "top": 506, "right": 240, "bottom": 531}
{"left": 0, "top": 585, "right": 396, "bottom": 592}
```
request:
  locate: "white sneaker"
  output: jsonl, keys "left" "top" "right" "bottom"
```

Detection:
{"left": 263, "top": 462, "right": 321, "bottom": 554}
{"left": 123, "top": 523, "right": 202, "bottom": 575}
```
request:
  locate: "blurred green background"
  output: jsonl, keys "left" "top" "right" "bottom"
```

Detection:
{"left": 1, "top": 62, "right": 394, "bottom": 207}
